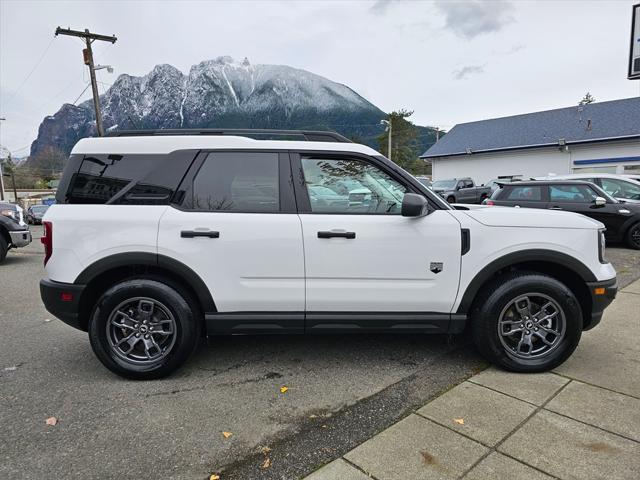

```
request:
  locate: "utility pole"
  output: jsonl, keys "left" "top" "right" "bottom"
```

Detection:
{"left": 0, "top": 116, "right": 6, "bottom": 201}
{"left": 55, "top": 27, "right": 117, "bottom": 136}
{"left": 435, "top": 127, "right": 441, "bottom": 142}
{"left": 381, "top": 117, "right": 393, "bottom": 162}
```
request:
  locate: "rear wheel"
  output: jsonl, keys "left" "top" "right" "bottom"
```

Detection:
{"left": 88, "top": 279, "right": 200, "bottom": 380}
{"left": 626, "top": 222, "right": 640, "bottom": 250}
{"left": 471, "top": 272, "right": 582, "bottom": 372}
{"left": 446, "top": 196, "right": 456, "bottom": 203}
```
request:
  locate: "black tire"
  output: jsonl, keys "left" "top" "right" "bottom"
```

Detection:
{"left": 446, "top": 196, "right": 456, "bottom": 203}
{"left": 0, "top": 235, "right": 7, "bottom": 264}
{"left": 88, "top": 279, "right": 200, "bottom": 380}
{"left": 471, "top": 272, "right": 582, "bottom": 372}
{"left": 626, "top": 222, "right": 640, "bottom": 250}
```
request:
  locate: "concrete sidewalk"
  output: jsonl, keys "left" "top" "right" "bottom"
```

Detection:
{"left": 303, "top": 280, "right": 640, "bottom": 480}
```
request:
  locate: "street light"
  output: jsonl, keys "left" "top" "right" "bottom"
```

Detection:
{"left": 380, "top": 118, "right": 392, "bottom": 162}
{"left": 94, "top": 65, "right": 114, "bottom": 73}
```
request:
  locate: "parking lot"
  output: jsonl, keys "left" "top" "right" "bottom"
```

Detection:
{"left": 1, "top": 225, "right": 639, "bottom": 480}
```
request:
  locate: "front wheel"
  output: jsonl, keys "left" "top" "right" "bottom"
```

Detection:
{"left": 88, "top": 279, "right": 200, "bottom": 380}
{"left": 446, "top": 196, "right": 456, "bottom": 203}
{"left": 626, "top": 222, "right": 640, "bottom": 250}
{"left": 471, "top": 272, "right": 582, "bottom": 372}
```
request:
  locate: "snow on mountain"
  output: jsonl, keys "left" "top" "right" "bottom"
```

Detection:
{"left": 29, "top": 56, "right": 388, "bottom": 158}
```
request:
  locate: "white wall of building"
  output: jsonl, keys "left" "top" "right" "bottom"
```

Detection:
{"left": 431, "top": 139, "right": 640, "bottom": 184}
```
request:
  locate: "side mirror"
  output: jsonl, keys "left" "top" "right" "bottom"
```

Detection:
{"left": 593, "top": 196, "right": 606, "bottom": 208}
{"left": 401, "top": 193, "right": 429, "bottom": 217}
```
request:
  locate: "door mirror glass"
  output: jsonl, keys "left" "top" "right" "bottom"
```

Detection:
{"left": 593, "top": 196, "right": 607, "bottom": 207}
{"left": 401, "top": 193, "right": 429, "bottom": 217}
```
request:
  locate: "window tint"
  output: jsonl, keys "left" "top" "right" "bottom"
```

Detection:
{"left": 549, "top": 184, "right": 598, "bottom": 203}
{"left": 186, "top": 152, "right": 279, "bottom": 212}
{"left": 301, "top": 158, "right": 407, "bottom": 214}
{"left": 600, "top": 178, "right": 640, "bottom": 200}
{"left": 504, "top": 186, "right": 543, "bottom": 201}
{"left": 65, "top": 154, "right": 176, "bottom": 204}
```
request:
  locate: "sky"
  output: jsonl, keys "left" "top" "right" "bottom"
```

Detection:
{"left": 1, "top": 0, "right": 639, "bottom": 157}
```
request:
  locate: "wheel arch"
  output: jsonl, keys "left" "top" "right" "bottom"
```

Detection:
{"left": 75, "top": 252, "right": 216, "bottom": 331}
{"left": 457, "top": 249, "right": 595, "bottom": 328}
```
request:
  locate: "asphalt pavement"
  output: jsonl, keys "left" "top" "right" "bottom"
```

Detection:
{"left": 1, "top": 226, "right": 637, "bottom": 480}
{"left": 1, "top": 225, "right": 483, "bottom": 480}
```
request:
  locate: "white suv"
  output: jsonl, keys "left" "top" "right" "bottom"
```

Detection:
{"left": 40, "top": 129, "right": 617, "bottom": 379}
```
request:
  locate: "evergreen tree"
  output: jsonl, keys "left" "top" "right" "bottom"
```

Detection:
{"left": 579, "top": 92, "right": 595, "bottom": 105}
{"left": 377, "top": 109, "right": 420, "bottom": 170}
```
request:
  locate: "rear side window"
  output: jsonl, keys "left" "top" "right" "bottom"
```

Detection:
{"left": 185, "top": 152, "right": 280, "bottom": 212}
{"left": 61, "top": 151, "right": 196, "bottom": 205}
{"left": 503, "top": 185, "right": 543, "bottom": 201}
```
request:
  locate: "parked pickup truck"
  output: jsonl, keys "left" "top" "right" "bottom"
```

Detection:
{"left": 431, "top": 178, "right": 492, "bottom": 204}
{"left": 0, "top": 210, "right": 32, "bottom": 263}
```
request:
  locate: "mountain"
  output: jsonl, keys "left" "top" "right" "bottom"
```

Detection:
{"left": 28, "top": 56, "right": 437, "bottom": 163}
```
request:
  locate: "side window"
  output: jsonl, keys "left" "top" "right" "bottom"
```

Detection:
{"left": 186, "top": 152, "right": 280, "bottom": 212}
{"left": 601, "top": 178, "right": 640, "bottom": 200}
{"left": 457, "top": 181, "right": 465, "bottom": 189}
{"left": 301, "top": 157, "right": 408, "bottom": 214}
{"left": 504, "top": 186, "right": 543, "bottom": 201}
{"left": 549, "top": 185, "right": 597, "bottom": 203}
{"left": 67, "top": 154, "right": 156, "bottom": 204}
{"left": 464, "top": 180, "right": 473, "bottom": 188}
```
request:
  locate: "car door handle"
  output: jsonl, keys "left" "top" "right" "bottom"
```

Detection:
{"left": 317, "top": 231, "right": 356, "bottom": 239}
{"left": 549, "top": 206, "right": 563, "bottom": 210}
{"left": 181, "top": 230, "right": 220, "bottom": 238}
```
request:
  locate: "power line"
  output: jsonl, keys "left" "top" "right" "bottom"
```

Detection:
{"left": 2, "top": 36, "right": 56, "bottom": 109}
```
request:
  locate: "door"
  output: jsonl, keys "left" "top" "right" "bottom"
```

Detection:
{"left": 548, "top": 183, "right": 628, "bottom": 238}
{"left": 294, "top": 154, "right": 462, "bottom": 324}
{"left": 157, "top": 151, "right": 305, "bottom": 331}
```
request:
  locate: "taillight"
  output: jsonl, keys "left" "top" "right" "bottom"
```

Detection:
{"left": 41, "top": 221, "right": 52, "bottom": 266}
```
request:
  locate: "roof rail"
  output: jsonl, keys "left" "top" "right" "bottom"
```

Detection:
{"left": 106, "top": 128, "right": 352, "bottom": 143}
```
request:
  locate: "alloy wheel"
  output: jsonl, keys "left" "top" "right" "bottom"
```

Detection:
{"left": 106, "top": 297, "right": 177, "bottom": 365}
{"left": 497, "top": 293, "right": 566, "bottom": 360}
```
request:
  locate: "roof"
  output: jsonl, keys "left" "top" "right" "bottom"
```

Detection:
{"left": 71, "top": 135, "right": 381, "bottom": 156}
{"left": 421, "top": 97, "right": 640, "bottom": 159}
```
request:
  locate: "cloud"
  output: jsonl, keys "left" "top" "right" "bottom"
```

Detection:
{"left": 453, "top": 64, "right": 485, "bottom": 80}
{"left": 436, "top": 0, "right": 515, "bottom": 39}
{"left": 369, "top": 0, "right": 393, "bottom": 15}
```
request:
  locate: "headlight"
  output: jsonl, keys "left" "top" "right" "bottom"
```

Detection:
{"left": 598, "top": 229, "right": 606, "bottom": 264}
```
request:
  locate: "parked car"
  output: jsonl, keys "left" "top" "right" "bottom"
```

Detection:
{"left": 622, "top": 174, "right": 640, "bottom": 184}
{"left": 40, "top": 129, "right": 616, "bottom": 379}
{"left": 431, "top": 178, "right": 492, "bottom": 204}
{"left": 415, "top": 176, "right": 432, "bottom": 188}
{"left": 26, "top": 204, "right": 50, "bottom": 225}
{"left": 486, "top": 180, "right": 640, "bottom": 249}
{"left": 534, "top": 174, "right": 640, "bottom": 204}
{"left": 0, "top": 210, "right": 32, "bottom": 263}
{"left": 0, "top": 202, "right": 26, "bottom": 227}
{"left": 485, "top": 175, "right": 523, "bottom": 193}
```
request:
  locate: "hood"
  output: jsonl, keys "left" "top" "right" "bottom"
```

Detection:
{"left": 462, "top": 206, "right": 603, "bottom": 229}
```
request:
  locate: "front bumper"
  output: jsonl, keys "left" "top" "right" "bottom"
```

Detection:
{"left": 9, "top": 229, "right": 32, "bottom": 248}
{"left": 584, "top": 277, "right": 617, "bottom": 331}
{"left": 39, "top": 278, "right": 86, "bottom": 331}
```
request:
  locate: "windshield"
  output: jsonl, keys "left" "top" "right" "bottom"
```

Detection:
{"left": 432, "top": 180, "right": 457, "bottom": 189}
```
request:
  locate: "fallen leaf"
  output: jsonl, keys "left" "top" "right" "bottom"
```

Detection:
{"left": 309, "top": 414, "right": 318, "bottom": 419}
{"left": 280, "top": 386, "right": 288, "bottom": 394}
{"left": 453, "top": 418, "right": 465, "bottom": 425}
{"left": 261, "top": 457, "right": 271, "bottom": 469}
{"left": 222, "top": 431, "right": 232, "bottom": 439}
{"left": 45, "top": 416, "right": 58, "bottom": 426}
{"left": 209, "top": 474, "right": 220, "bottom": 480}
{"left": 260, "top": 446, "right": 271, "bottom": 455}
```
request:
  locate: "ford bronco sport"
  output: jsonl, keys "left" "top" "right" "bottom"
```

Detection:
{"left": 39, "top": 129, "right": 617, "bottom": 379}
